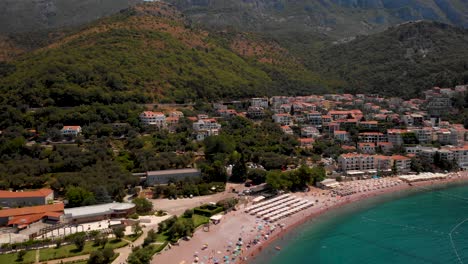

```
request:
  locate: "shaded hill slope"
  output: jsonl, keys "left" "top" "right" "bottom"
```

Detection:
{"left": 315, "top": 21, "right": 468, "bottom": 97}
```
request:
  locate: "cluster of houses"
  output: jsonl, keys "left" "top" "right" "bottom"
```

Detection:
{"left": 57, "top": 86, "right": 467, "bottom": 171}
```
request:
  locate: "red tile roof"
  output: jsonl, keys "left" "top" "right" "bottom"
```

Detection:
{"left": 0, "top": 203, "right": 64, "bottom": 218}
{"left": 0, "top": 189, "right": 53, "bottom": 199}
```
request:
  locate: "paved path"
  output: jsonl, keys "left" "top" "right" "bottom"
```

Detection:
{"left": 112, "top": 229, "right": 149, "bottom": 264}
{"left": 40, "top": 254, "right": 90, "bottom": 264}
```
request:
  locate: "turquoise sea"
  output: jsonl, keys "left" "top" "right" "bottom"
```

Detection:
{"left": 252, "top": 182, "right": 468, "bottom": 264}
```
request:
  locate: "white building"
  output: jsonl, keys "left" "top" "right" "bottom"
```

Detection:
{"left": 272, "top": 113, "right": 292, "bottom": 126}
{"left": 251, "top": 98, "right": 269, "bottom": 108}
{"left": 140, "top": 111, "right": 167, "bottom": 128}
{"left": 61, "top": 126, "right": 82, "bottom": 136}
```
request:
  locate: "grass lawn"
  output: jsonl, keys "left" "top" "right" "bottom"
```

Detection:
{"left": 0, "top": 250, "right": 36, "bottom": 264}
{"left": 39, "top": 239, "right": 127, "bottom": 261}
{"left": 124, "top": 232, "right": 142, "bottom": 242}
{"left": 192, "top": 214, "right": 209, "bottom": 228}
{"left": 155, "top": 232, "right": 169, "bottom": 243}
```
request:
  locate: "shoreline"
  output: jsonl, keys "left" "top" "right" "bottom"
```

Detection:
{"left": 152, "top": 171, "right": 468, "bottom": 264}
{"left": 246, "top": 171, "right": 468, "bottom": 263}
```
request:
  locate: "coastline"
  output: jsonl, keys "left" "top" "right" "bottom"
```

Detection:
{"left": 152, "top": 171, "right": 468, "bottom": 264}
{"left": 246, "top": 171, "right": 468, "bottom": 264}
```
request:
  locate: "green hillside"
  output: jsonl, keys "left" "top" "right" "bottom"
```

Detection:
{"left": 0, "top": 2, "right": 331, "bottom": 108}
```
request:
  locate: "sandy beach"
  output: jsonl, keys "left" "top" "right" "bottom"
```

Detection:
{"left": 152, "top": 171, "right": 468, "bottom": 264}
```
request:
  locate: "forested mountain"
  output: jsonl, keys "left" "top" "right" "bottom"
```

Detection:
{"left": 168, "top": 0, "right": 468, "bottom": 39}
{"left": 1, "top": 2, "right": 468, "bottom": 107}
{"left": 314, "top": 21, "right": 468, "bottom": 98}
{"left": 0, "top": 2, "right": 331, "bottom": 108}
{"left": 0, "top": 0, "right": 143, "bottom": 34}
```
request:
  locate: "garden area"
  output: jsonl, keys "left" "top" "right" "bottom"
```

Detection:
{"left": 0, "top": 250, "right": 36, "bottom": 264}
{"left": 39, "top": 239, "right": 127, "bottom": 262}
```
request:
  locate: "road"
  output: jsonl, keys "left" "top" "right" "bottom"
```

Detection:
{"left": 150, "top": 183, "right": 245, "bottom": 216}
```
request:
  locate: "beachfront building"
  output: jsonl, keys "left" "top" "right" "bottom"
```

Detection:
{"left": 338, "top": 153, "right": 375, "bottom": 171}
{"left": 62, "top": 202, "right": 135, "bottom": 224}
{"left": 145, "top": 168, "right": 201, "bottom": 185}
{"left": 140, "top": 111, "right": 167, "bottom": 128}
{"left": 0, "top": 189, "right": 54, "bottom": 208}
{"left": 391, "top": 155, "right": 412, "bottom": 173}
{"left": 338, "top": 153, "right": 411, "bottom": 174}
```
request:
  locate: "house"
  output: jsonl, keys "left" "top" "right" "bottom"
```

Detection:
{"left": 166, "top": 117, "right": 179, "bottom": 126}
{"left": 168, "top": 111, "right": 184, "bottom": 118}
{"left": 281, "top": 125, "right": 294, "bottom": 135}
{"left": 411, "top": 127, "right": 433, "bottom": 144}
{"left": 146, "top": 168, "right": 201, "bottom": 185}
{"left": 334, "top": 130, "right": 350, "bottom": 142}
{"left": 247, "top": 106, "right": 265, "bottom": 118}
{"left": 218, "top": 109, "right": 237, "bottom": 118}
{"left": 359, "top": 121, "right": 378, "bottom": 130}
{"left": 358, "top": 143, "right": 376, "bottom": 154}
{"left": 306, "top": 111, "right": 322, "bottom": 127}
{"left": 251, "top": 97, "right": 269, "bottom": 108}
{"left": 193, "top": 119, "right": 221, "bottom": 131}
{"left": 139, "top": 111, "right": 167, "bottom": 128}
{"left": 196, "top": 129, "right": 219, "bottom": 141}
{"left": 359, "top": 132, "right": 386, "bottom": 143}
{"left": 61, "top": 126, "right": 82, "bottom": 136}
{"left": 272, "top": 113, "right": 292, "bottom": 126}
{"left": 376, "top": 142, "right": 393, "bottom": 154}
{"left": 387, "top": 129, "right": 409, "bottom": 146}
{"left": 301, "top": 126, "right": 320, "bottom": 138}
{"left": 0, "top": 189, "right": 54, "bottom": 208}
{"left": 299, "top": 138, "right": 314, "bottom": 148}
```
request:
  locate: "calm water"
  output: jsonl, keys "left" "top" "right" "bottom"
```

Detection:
{"left": 252, "top": 182, "right": 468, "bottom": 264}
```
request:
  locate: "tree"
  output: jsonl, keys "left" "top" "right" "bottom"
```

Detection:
{"left": 230, "top": 156, "right": 248, "bottom": 183}
{"left": 310, "top": 165, "right": 326, "bottom": 185}
{"left": 132, "top": 198, "right": 153, "bottom": 214}
{"left": 183, "top": 209, "right": 194, "bottom": 218}
{"left": 88, "top": 248, "right": 114, "bottom": 264}
{"left": 132, "top": 223, "right": 142, "bottom": 236}
{"left": 247, "top": 169, "right": 267, "bottom": 185}
{"left": 113, "top": 226, "right": 125, "bottom": 240}
{"left": 16, "top": 250, "right": 26, "bottom": 262}
{"left": 73, "top": 233, "right": 86, "bottom": 251}
{"left": 266, "top": 170, "right": 291, "bottom": 190}
{"left": 65, "top": 186, "right": 96, "bottom": 208}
